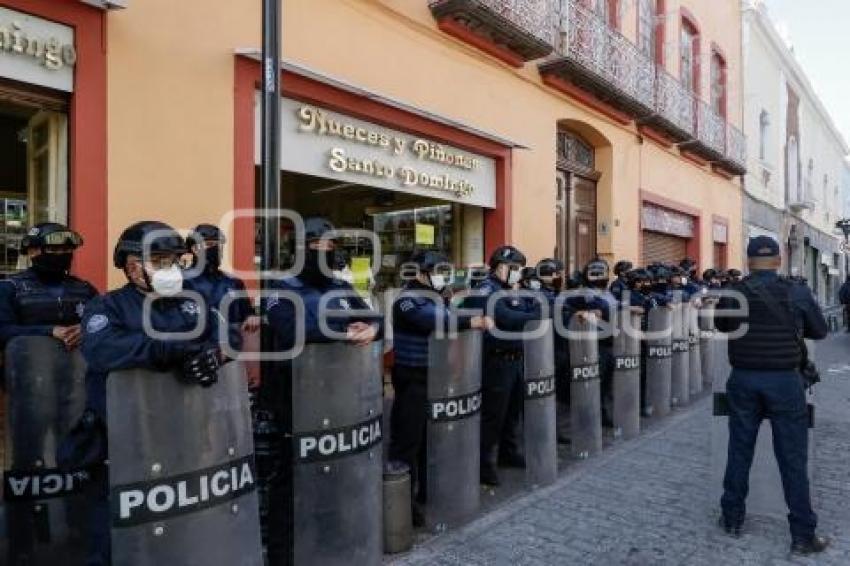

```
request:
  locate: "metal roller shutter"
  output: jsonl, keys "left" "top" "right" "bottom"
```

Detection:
{"left": 642, "top": 231, "right": 688, "bottom": 265}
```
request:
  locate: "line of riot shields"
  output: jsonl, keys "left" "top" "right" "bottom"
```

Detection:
{"left": 0, "top": 292, "right": 805, "bottom": 565}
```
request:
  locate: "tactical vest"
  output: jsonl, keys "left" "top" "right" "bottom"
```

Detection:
{"left": 727, "top": 277, "right": 801, "bottom": 370}
{"left": 10, "top": 270, "right": 95, "bottom": 326}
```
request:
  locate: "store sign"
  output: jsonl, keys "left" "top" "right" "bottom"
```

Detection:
{"left": 641, "top": 204, "right": 694, "bottom": 238}
{"left": 265, "top": 97, "right": 497, "bottom": 208}
{"left": 0, "top": 7, "right": 76, "bottom": 92}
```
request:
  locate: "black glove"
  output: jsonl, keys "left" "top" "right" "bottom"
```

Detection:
{"left": 182, "top": 347, "right": 221, "bottom": 387}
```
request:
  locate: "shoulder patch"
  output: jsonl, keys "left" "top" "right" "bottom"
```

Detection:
{"left": 266, "top": 293, "right": 280, "bottom": 309}
{"left": 86, "top": 314, "right": 109, "bottom": 334}
{"left": 180, "top": 301, "right": 201, "bottom": 316}
{"left": 399, "top": 299, "right": 415, "bottom": 312}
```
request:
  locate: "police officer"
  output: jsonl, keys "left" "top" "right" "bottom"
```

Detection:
{"left": 727, "top": 268, "right": 743, "bottom": 284}
{"left": 536, "top": 259, "right": 573, "bottom": 443}
{"left": 389, "top": 250, "right": 492, "bottom": 524}
{"left": 703, "top": 268, "right": 722, "bottom": 290}
{"left": 715, "top": 236, "right": 828, "bottom": 555}
{"left": 186, "top": 223, "right": 259, "bottom": 333}
{"left": 574, "top": 259, "right": 616, "bottom": 426}
{"left": 610, "top": 260, "right": 633, "bottom": 303}
{"left": 0, "top": 224, "right": 97, "bottom": 565}
{"left": 80, "top": 221, "right": 225, "bottom": 565}
{"left": 0, "top": 223, "right": 97, "bottom": 347}
{"left": 262, "top": 216, "right": 382, "bottom": 561}
{"left": 464, "top": 246, "right": 541, "bottom": 486}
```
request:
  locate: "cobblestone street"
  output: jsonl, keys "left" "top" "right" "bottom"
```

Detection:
{"left": 391, "top": 333, "right": 850, "bottom": 566}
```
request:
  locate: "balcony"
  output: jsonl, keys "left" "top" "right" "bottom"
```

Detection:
{"left": 638, "top": 69, "right": 696, "bottom": 143}
{"left": 429, "top": 0, "right": 556, "bottom": 66}
{"left": 680, "top": 99, "right": 726, "bottom": 163}
{"left": 538, "top": 0, "right": 655, "bottom": 121}
{"left": 720, "top": 124, "right": 747, "bottom": 175}
{"left": 788, "top": 186, "right": 815, "bottom": 213}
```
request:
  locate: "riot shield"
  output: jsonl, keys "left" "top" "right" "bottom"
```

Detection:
{"left": 670, "top": 304, "right": 689, "bottom": 407}
{"left": 699, "top": 301, "right": 717, "bottom": 389}
{"left": 523, "top": 320, "right": 557, "bottom": 485}
{"left": 107, "top": 362, "right": 262, "bottom": 566}
{"left": 426, "top": 330, "right": 482, "bottom": 530}
{"left": 710, "top": 338, "right": 816, "bottom": 519}
{"left": 612, "top": 308, "right": 641, "bottom": 440}
{"left": 1, "top": 337, "right": 87, "bottom": 566}
{"left": 644, "top": 307, "right": 672, "bottom": 418}
{"left": 568, "top": 315, "right": 602, "bottom": 459}
{"left": 290, "top": 342, "right": 383, "bottom": 566}
{"left": 687, "top": 304, "right": 703, "bottom": 397}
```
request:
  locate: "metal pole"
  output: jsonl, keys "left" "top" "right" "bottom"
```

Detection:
{"left": 260, "top": 1, "right": 287, "bottom": 564}
{"left": 261, "top": 0, "right": 281, "bottom": 272}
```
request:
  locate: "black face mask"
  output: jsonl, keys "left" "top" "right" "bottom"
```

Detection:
{"left": 588, "top": 279, "right": 608, "bottom": 290}
{"left": 303, "top": 248, "right": 334, "bottom": 285}
{"left": 204, "top": 245, "right": 221, "bottom": 271}
{"left": 551, "top": 277, "right": 563, "bottom": 291}
{"left": 32, "top": 252, "right": 73, "bottom": 280}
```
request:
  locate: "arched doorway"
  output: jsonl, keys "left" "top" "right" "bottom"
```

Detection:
{"left": 555, "top": 129, "right": 600, "bottom": 273}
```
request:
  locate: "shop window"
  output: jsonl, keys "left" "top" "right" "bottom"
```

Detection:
{"left": 680, "top": 19, "right": 699, "bottom": 94}
{"left": 710, "top": 51, "right": 727, "bottom": 118}
{"left": 0, "top": 105, "right": 68, "bottom": 277}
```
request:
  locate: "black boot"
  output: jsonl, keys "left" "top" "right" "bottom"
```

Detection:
{"left": 497, "top": 452, "right": 526, "bottom": 469}
{"left": 481, "top": 461, "right": 501, "bottom": 487}
{"left": 790, "top": 535, "right": 830, "bottom": 556}
{"left": 718, "top": 516, "right": 742, "bottom": 538}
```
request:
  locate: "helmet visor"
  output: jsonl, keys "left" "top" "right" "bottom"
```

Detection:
{"left": 42, "top": 230, "right": 83, "bottom": 248}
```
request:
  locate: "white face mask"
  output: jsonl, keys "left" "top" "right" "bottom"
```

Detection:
{"left": 507, "top": 269, "right": 522, "bottom": 286}
{"left": 149, "top": 265, "right": 183, "bottom": 296}
{"left": 429, "top": 274, "right": 447, "bottom": 291}
{"left": 528, "top": 280, "right": 542, "bottom": 291}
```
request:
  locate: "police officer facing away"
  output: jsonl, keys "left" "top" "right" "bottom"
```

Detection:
{"left": 715, "top": 236, "right": 829, "bottom": 555}
{"left": 0, "top": 223, "right": 97, "bottom": 349}
{"left": 389, "top": 251, "right": 492, "bottom": 524}
{"left": 80, "top": 221, "right": 226, "bottom": 565}
{"left": 465, "top": 246, "right": 542, "bottom": 486}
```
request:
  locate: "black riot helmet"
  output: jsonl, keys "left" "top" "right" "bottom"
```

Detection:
{"left": 303, "top": 216, "right": 336, "bottom": 243}
{"left": 679, "top": 257, "right": 697, "bottom": 276}
{"left": 727, "top": 268, "right": 743, "bottom": 282}
{"left": 20, "top": 222, "right": 83, "bottom": 253}
{"left": 613, "top": 260, "right": 633, "bottom": 277}
{"left": 566, "top": 269, "right": 584, "bottom": 290}
{"left": 536, "top": 258, "right": 562, "bottom": 277}
{"left": 702, "top": 268, "right": 718, "bottom": 282}
{"left": 113, "top": 221, "right": 185, "bottom": 269}
{"left": 409, "top": 250, "right": 450, "bottom": 274}
{"left": 626, "top": 268, "right": 652, "bottom": 289}
{"left": 488, "top": 245, "right": 526, "bottom": 269}
{"left": 188, "top": 223, "right": 226, "bottom": 246}
{"left": 582, "top": 258, "right": 610, "bottom": 288}
{"left": 647, "top": 263, "right": 671, "bottom": 284}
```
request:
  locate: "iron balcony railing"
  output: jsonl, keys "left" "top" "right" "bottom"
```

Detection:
{"left": 541, "top": 0, "right": 655, "bottom": 115}
{"left": 723, "top": 123, "right": 747, "bottom": 174}
{"left": 693, "top": 99, "right": 726, "bottom": 160}
{"left": 643, "top": 68, "right": 697, "bottom": 142}
{"left": 429, "top": 0, "right": 556, "bottom": 60}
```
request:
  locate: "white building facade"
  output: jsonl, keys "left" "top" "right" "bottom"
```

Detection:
{"left": 742, "top": 0, "right": 849, "bottom": 307}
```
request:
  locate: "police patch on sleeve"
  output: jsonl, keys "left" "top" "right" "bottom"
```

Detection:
{"left": 86, "top": 314, "right": 109, "bottom": 334}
